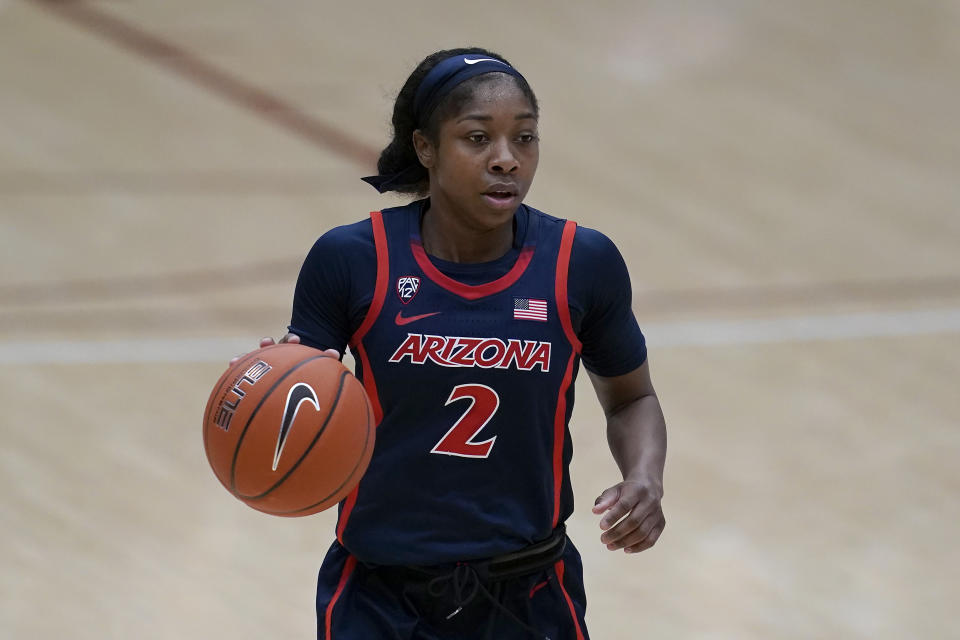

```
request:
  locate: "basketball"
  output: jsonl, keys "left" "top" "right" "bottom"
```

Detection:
{"left": 202, "top": 343, "right": 374, "bottom": 517}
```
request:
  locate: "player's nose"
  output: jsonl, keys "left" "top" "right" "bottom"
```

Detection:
{"left": 488, "top": 138, "right": 519, "bottom": 174}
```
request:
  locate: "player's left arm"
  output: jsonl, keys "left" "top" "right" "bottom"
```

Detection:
{"left": 588, "top": 363, "right": 667, "bottom": 554}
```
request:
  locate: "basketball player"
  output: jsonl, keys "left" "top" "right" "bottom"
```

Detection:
{"left": 242, "top": 48, "right": 667, "bottom": 639}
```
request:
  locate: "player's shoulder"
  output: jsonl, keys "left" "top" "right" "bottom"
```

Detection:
{"left": 300, "top": 218, "right": 377, "bottom": 281}
{"left": 525, "top": 205, "right": 621, "bottom": 259}
{"left": 571, "top": 224, "right": 621, "bottom": 259}
{"left": 524, "top": 204, "right": 566, "bottom": 232}
{"left": 307, "top": 217, "right": 377, "bottom": 262}
{"left": 315, "top": 217, "right": 374, "bottom": 247}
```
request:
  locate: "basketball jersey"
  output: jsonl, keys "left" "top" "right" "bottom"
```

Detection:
{"left": 335, "top": 203, "right": 582, "bottom": 565}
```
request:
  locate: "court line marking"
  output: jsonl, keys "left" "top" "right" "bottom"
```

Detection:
{"left": 28, "top": 0, "right": 378, "bottom": 167}
{"left": 0, "top": 169, "right": 361, "bottom": 195}
{"left": 5, "top": 270, "right": 960, "bottom": 309}
{"left": 646, "top": 308, "right": 960, "bottom": 347}
{"left": 2, "top": 308, "right": 959, "bottom": 364}
{"left": 19, "top": 1, "right": 959, "bottom": 334}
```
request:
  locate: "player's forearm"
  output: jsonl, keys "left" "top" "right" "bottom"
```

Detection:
{"left": 606, "top": 393, "right": 667, "bottom": 489}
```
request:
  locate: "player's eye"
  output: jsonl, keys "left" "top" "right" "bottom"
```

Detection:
{"left": 467, "top": 133, "right": 489, "bottom": 144}
{"left": 517, "top": 133, "right": 539, "bottom": 144}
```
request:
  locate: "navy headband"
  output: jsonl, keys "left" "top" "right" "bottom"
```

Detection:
{"left": 362, "top": 54, "right": 528, "bottom": 193}
{"left": 412, "top": 55, "right": 526, "bottom": 127}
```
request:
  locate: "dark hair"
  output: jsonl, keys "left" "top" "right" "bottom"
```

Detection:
{"left": 374, "top": 47, "right": 539, "bottom": 196}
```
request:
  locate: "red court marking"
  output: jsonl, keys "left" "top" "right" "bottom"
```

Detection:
{"left": 0, "top": 170, "right": 355, "bottom": 195}
{"left": 29, "top": 0, "right": 378, "bottom": 168}
{"left": 17, "top": 4, "right": 960, "bottom": 320}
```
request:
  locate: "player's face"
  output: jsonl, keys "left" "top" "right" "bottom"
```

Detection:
{"left": 422, "top": 77, "right": 539, "bottom": 232}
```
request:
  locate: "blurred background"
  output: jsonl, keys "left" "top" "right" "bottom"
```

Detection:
{"left": 2, "top": 0, "right": 958, "bottom": 638}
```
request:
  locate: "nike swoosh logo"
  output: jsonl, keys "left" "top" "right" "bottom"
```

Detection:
{"left": 464, "top": 57, "right": 507, "bottom": 66}
{"left": 395, "top": 311, "right": 441, "bottom": 326}
{"left": 274, "top": 382, "right": 319, "bottom": 471}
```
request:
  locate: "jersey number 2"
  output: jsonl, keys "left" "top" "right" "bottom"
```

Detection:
{"left": 430, "top": 384, "right": 500, "bottom": 458}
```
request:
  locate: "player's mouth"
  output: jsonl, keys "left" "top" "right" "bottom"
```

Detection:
{"left": 481, "top": 184, "right": 519, "bottom": 209}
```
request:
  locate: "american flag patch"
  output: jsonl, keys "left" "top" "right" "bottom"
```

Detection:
{"left": 514, "top": 298, "right": 548, "bottom": 322}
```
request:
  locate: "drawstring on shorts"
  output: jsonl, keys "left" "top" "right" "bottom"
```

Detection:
{"left": 361, "top": 527, "right": 567, "bottom": 639}
{"left": 426, "top": 562, "right": 550, "bottom": 639}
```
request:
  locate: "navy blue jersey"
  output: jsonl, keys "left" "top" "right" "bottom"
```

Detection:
{"left": 290, "top": 200, "right": 646, "bottom": 565}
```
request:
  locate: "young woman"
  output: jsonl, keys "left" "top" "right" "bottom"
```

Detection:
{"left": 249, "top": 47, "right": 667, "bottom": 639}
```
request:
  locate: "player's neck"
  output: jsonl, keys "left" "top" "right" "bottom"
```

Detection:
{"left": 420, "top": 202, "right": 514, "bottom": 264}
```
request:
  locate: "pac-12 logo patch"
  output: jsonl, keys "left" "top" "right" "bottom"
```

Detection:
{"left": 397, "top": 276, "right": 420, "bottom": 304}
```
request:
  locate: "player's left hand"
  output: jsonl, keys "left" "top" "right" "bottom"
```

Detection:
{"left": 592, "top": 477, "right": 665, "bottom": 554}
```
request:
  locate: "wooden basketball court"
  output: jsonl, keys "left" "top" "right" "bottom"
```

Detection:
{"left": 2, "top": 1, "right": 958, "bottom": 637}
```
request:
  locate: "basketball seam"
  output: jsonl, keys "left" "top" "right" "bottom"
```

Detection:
{"left": 227, "top": 350, "right": 334, "bottom": 494}
{"left": 236, "top": 370, "right": 348, "bottom": 500}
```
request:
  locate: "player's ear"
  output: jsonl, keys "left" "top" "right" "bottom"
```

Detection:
{"left": 412, "top": 130, "right": 435, "bottom": 169}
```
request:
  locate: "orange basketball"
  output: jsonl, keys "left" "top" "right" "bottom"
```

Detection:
{"left": 202, "top": 343, "right": 374, "bottom": 517}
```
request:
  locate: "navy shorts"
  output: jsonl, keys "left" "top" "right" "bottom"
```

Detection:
{"left": 316, "top": 537, "right": 589, "bottom": 640}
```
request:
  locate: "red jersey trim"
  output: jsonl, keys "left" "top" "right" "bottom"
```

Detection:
{"left": 551, "top": 353, "right": 577, "bottom": 527}
{"left": 555, "top": 221, "right": 582, "bottom": 352}
{"left": 411, "top": 241, "right": 534, "bottom": 301}
{"left": 551, "top": 220, "right": 581, "bottom": 527}
{"left": 340, "top": 211, "right": 389, "bottom": 542}
{"left": 554, "top": 560, "right": 586, "bottom": 640}
{"left": 350, "top": 213, "right": 389, "bottom": 355}
{"left": 324, "top": 554, "right": 357, "bottom": 639}
{"left": 348, "top": 211, "right": 388, "bottom": 423}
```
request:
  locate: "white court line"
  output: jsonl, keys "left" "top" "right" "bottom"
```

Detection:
{"left": 0, "top": 337, "right": 255, "bottom": 365}
{"left": 647, "top": 308, "right": 960, "bottom": 347}
{"left": 1, "top": 308, "right": 959, "bottom": 364}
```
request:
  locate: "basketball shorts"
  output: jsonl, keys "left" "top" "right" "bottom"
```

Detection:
{"left": 316, "top": 531, "right": 589, "bottom": 640}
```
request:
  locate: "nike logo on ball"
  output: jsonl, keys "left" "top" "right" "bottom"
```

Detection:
{"left": 274, "top": 382, "right": 320, "bottom": 471}
{"left": 464, "top": 57, "right": 507, "bottom": 66}
{"left": 395, "top": 311, "right": 441, "bottom": 326}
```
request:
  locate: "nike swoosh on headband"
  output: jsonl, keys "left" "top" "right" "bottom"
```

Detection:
{"left": 463, "top": 57, "right": 508, "bottom": 65}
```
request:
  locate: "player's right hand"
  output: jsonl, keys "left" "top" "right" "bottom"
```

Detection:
{"left": 229, "top": 333, "right": 340, "bottom": 366}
